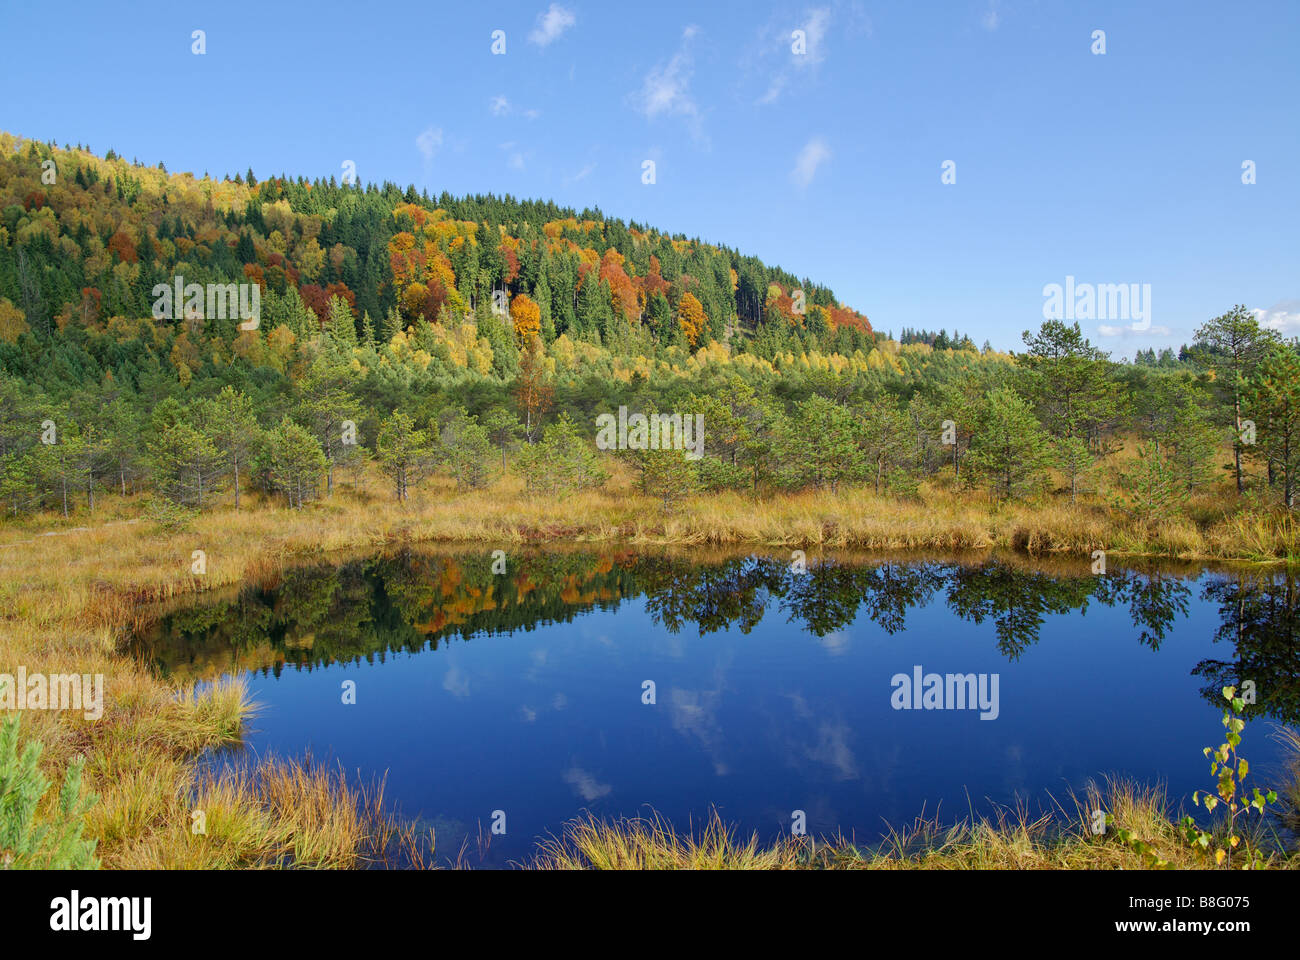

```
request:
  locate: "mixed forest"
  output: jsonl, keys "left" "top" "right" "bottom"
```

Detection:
{"left": 0, "top": 133, "right": 1298, "bottom": 546}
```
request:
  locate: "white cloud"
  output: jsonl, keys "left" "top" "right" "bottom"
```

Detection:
{"left": 529, "top": 4, "right": 576, "bottom": 47}
{"left": 981, "top": 1, "right": 1000, "bottom": 31}
{"left": 1097, "top": 323, "right": 1172, "bottom": 337}
{"left": 636, "top": 52, "right": 696, "bottom": 118}
{"left": 791, "top": 137, "right": 831, "bottom": 187}
{"left": 753, "top": 7, "right": 846, "bottom": 106}
{"left": 415, "top": 127, "right": 443, "bottom": 163}
{"left": 631, "top": 26, "right": 706, "bottom": 141}
{"left": 490, "top": 96, "right": 540, "bottom": 120}
{"left": 1252, "top": 299, "right": 1300, "bottom": 335}
{"left": 796, "top": 7, "right": 831, "bottom": 65}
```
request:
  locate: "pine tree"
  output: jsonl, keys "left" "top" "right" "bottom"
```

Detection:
{"left": 264, "top": 416, "right": 327, "bottom": 508}
{"left": 377, "top": 411, "right": 433, "bottom": 502}
{"left": 967, "top": 388, "right": 1054, "bottom": 501}
{"left": 207, "top": 386, "right": 260, "bottom": 510}
{"left": 1246, "top": 343, "right": 1300, "bottom": 509}
{"left": 1194, "top": 306, "right": 1277, "bottom": 494}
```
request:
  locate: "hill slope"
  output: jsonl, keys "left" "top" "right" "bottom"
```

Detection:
{"left": 0, "top": 132, "right": 873, "bottom": 368}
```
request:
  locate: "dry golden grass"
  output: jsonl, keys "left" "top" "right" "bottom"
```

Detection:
{"left": 532, "top": 778, "right": 1299, "bottom": 871}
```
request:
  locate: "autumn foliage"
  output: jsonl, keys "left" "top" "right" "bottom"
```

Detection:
{"left": 677, "top": 292, "right": 706, "bottom": 347}
{"left": 510, "top": 294, "right": 541, "bottom": 342}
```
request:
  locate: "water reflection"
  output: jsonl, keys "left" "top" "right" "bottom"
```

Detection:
{"left": 132, "top": 550, "right": 1296, "bottom": 724}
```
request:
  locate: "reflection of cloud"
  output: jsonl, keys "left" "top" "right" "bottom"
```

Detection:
{"left": 785, "top": 692, "right": 813, "bottom": 719}
{"left": 525, "top": 648, "right": 548, "bottom": 683}
{"left": 443, "top": 665, "right": 469, "bottom": 697}
{"left": 552, "top": 692, "right": 568, "bottom": 710}
{"left": 818, "top": 631, "right": 850, "bottom": 656}
{"left": 807, "top": 721, "right": 858, "bottom": 780}
{"left": 520, "top": 705, "right": 537, "bottom": 722}
{"left": 563, "top": 765, "right": 611, "bottom": 801}
{"left": 669, "top": 687, "right": 728, "bottom": 774}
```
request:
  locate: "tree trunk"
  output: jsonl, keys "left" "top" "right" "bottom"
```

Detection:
{"left": 1233, "top": 393, "right": 1244, "bottom": 494}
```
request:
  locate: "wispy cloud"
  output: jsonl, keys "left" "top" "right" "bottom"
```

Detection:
{"left": 567, "top": 161, "right": 597, "bottom": 183}
{"left": 981, "top": 0, "right": 1001, "bottom": 31}
{"left": 791, "top": 137, "right": 831, "bottom": 187}
{"left": 415, "top": 127, "right": 443, "bottom": 164}
{"left": 507, "top": 150, "right": 526, "bottom": 171}
{"left": 529, "top": 4, "right": 576, "bottom": 47}
{"left": 489, "top": 95, "right": 540, "bottom": 120}
{"left": 631, "top": 26, "right": 706, "bottom": 142}
{"left": 758, "top": 7, "right": 832, "bottom": 104}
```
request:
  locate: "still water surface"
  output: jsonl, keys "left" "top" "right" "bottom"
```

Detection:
{"left": 131, "top": 549, "right": 1298, "bottom": 865}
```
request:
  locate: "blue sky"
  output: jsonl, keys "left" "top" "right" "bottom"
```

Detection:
{"left": 2, "top": 0, "right": 1297, "bottom": 354}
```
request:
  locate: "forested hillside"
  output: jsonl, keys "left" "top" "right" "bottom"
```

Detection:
{"left": 0, "top": 132, "right": 872, "bottom": 369}
{"left": 0, "top": 132, "right": 1297, "bottom": 533}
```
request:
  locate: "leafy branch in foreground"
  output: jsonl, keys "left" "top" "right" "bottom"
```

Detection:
{"left": 0, "top": 714, "right": 100, "bottom": 869}
{"left": 1180, "top": 685, "right": 1278, "bottom": 869}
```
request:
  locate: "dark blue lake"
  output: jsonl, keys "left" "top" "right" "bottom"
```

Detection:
{"left": 131, "top": 549, "right": 1299, "bottom": 866}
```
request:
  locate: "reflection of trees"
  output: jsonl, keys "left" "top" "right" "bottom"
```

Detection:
{"left": 133, "top": 551, "right": 642, "bottom": 679}
{"left": 640, "top": 556, "right": 783, "bottom": 635}
{"left": 942, "top": 564, "right": 1096, "bottom": 660}
{"left": 854, "top": 563, "right": 945, "bottom": 635}
{"left": 135, "top": 549, "right": 1254, "bottom": 698}
{"left": 1192, "top": 571, "right": 1300, "bottom": 725}
{"left": 1092, "top": 568, "right": 1192, "bottom": 650}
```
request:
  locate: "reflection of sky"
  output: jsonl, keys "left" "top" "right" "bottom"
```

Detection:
{"left": 211, "top": 573, "right": 1281, "bottom": 866}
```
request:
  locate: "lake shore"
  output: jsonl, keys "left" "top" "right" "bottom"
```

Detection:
{"left": 2, "top": 479, "right": 1297, "bottom": 869}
